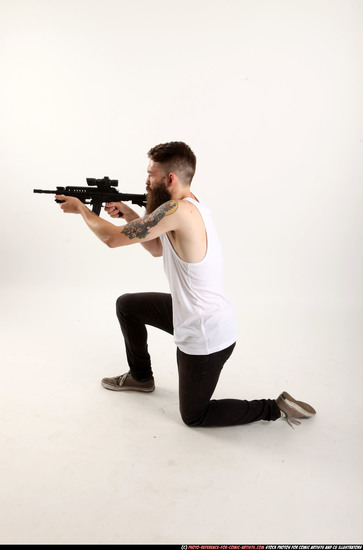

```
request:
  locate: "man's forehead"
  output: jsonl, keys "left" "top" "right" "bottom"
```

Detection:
{"left": 147, "top": 159, "right": 161, "bottom": 173}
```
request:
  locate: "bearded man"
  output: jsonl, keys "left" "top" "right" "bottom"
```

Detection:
{"left": 56, "top": 141, "right": 316, "bottom": 428}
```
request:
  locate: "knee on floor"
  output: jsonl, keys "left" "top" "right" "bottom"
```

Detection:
{"left": 180, "top": 409, "right": 205, "bottom": 428}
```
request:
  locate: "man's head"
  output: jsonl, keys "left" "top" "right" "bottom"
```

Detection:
{"left": 145, "top": 141, "right": 197, "bottom": 213}
{"left": 147, "top": 141, "right": 196, "bottom": 186}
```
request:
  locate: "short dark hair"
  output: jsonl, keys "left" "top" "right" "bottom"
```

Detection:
{"left": 148, "top": 141, "right": 197, "bottom": 185}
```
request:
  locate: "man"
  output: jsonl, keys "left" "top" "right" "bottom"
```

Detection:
{"left": 57, "top": 141, "right": 316, "bottom": 428}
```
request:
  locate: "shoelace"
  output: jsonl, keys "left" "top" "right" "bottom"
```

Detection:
{"left": 116, "top": 373, "right": 129, "bottom": 386}
{"left": 284, "top": 416, "right": 301, "bottom": 429}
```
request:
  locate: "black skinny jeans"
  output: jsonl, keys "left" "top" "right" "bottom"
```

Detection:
{"left": 116, "top": 292, "right": 281, "bottom": 427}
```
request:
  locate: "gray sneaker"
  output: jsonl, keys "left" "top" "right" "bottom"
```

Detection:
{"left": 101, "top": 372, "right": 155, "bottom": 392}
{"left": 276, "top": 391, "right": 316, "bottom": 428}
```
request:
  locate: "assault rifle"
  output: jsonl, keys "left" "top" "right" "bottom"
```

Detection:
{"left": 33, "top": 177, "right": 147, "bottom": 216}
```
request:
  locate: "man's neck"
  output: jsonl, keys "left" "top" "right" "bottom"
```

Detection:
{"left": 172, "top": 188, "right": 197, "bottom": 202}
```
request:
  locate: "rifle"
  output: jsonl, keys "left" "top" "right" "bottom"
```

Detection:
{"left": 33, "top": 176, "right": 147, "bottom": 216}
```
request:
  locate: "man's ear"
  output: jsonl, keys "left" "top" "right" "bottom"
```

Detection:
{"left": 167, "top": 172, "right": 176, "bottom": 188}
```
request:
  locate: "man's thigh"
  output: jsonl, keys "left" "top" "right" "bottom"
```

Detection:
{"left": 116, "top": 292, "right": 173, "bottom": 334}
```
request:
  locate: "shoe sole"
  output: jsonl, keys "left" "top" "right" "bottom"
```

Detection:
{"left": 101, "top": 380, "right": 155, "bottom": 392}
{"left": 282, "top": 391, "right": 316, "bottom": 417}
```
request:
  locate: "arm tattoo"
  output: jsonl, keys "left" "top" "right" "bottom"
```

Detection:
{"left": 121, "top": 200, "right": 178, "bottom": 240}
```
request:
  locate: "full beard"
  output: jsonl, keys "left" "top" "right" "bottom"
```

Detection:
{"left": 146, "top": 184, "right": 172, "bottom": 214}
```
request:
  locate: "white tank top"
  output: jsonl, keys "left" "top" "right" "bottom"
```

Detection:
{"left": 160, "top": 197, "right": 237, "bottom": 355}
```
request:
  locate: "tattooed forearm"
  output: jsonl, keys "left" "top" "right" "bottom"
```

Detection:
{"left": 121, "top": 200, "right": 178, "bottom": 240}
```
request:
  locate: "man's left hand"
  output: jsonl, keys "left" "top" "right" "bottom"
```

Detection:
{"left": 55, "top": 195, "right": 83, "bottom": 214}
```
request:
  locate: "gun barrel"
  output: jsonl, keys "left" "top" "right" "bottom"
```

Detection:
{"left": 33, "top": 189, "right": 59, "bottom": 194}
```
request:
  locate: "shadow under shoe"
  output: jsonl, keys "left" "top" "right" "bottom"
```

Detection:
{"left": 101, "top": 372, "right": 155, "bottom": 392}
{"left": 276, "top": 391, "right": 316, "bottom": 428}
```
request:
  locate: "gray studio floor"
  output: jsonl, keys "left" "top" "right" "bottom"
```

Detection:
{"left": 1, "top": 285, "right": 362, "bottom": 544}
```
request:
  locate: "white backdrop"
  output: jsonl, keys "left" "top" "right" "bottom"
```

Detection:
{"left": 1, "top": 0, "right": 363, "bottom": 544}
{"left": 1, "top": 0, "right": 362, "bottom": 309}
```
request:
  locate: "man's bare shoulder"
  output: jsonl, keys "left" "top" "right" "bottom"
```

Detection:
{"left": 158, "top": 199, "right": 179, "bottom": 216}
{"left": 177, "top": 198, "right": 202, "bottom": 215}
{"left": 154, "top": 198, "right": 200, "bottom": 222}
{"left": 179, "top": 198, "right": 205, "bottom": 221}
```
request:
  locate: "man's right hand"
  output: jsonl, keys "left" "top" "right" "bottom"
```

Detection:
{"left": 105, "top": 201, "right": 139, "bottom": 223}
{"left": 105, "top": 201, "right": 123, "bottom": 218}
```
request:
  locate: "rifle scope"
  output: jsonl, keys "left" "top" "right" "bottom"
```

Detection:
{"left": 86, "top": 177, "right": 118, "bottom": 188}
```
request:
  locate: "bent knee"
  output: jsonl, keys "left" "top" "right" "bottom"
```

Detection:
{"left": 116, "top": 293, "right": 133, "bottom": 314}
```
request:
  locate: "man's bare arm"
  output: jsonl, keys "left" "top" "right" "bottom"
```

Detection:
{"left": 120, "top": 200, "right": 177, "bottom": 240}
{"left": 56, "top": 195, "right": 178, "bottom": 250}
{"left": 105, "top": 201, "right": 162, "bottom": 257}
